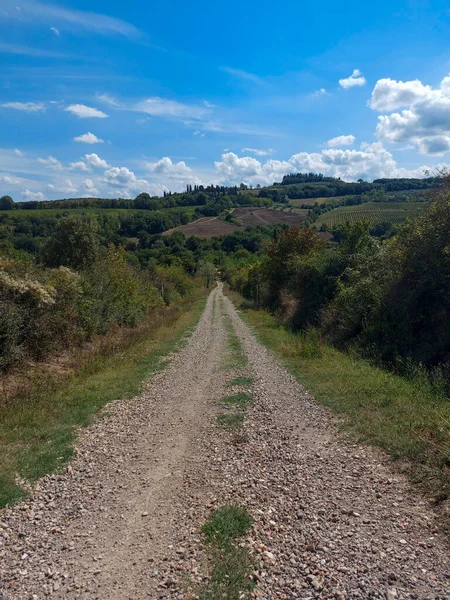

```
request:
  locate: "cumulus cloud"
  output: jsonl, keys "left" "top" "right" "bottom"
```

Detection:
{"left": 83, "top": 179, "right": 99, "bottom": 195}
{"left": 215, "top": 144, "right": 433, "bottom": 186}
{"left": 1, "top": 101, "right": 45, "bottom": 112}
{"left": 37, "top": 155, "right": 64, "bottom": 171}
{"left": 327, "top": 135, "right": 356, "bottom": 148}
{"left": 22, "top": 189, "right": 45, "bottom": 201}
{"left": 135, "top": 97, "right": 207, "bottom": 120}
{"left": 370, "top": 74, "right": 450, "bottom": 154}
{"left": 146, "top": 157, "right": 201, "bottom": 184}
{"left": 84, "top": 153, "right": 110, "bottom": 168}
{"left": 65, "top": 104, "right": 108, "bottom": 118}
{"left": 69, "top": 160, "right": 91, "bottom": 172}
{"left": 241, "top": 147, "right": 273, "bottom": 156}
{"left": 73, "top": 132, "right": 104, "bottom": 144}
{"left": 102, "top": 166, "right": 166, "bottom": 197}
{"left": 339, "top": 69, "right": 366, "bottom": 89}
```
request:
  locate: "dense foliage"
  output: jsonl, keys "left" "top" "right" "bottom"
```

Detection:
{"left": 227, "top": 181, "right": 450, "bottom": 373}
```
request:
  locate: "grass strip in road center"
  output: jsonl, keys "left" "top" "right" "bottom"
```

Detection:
{"left": 198, "top": 504, "right": 254, "bottom": 600}
{"left": 222, "top": 313, "right": 248, "bottom": 370}
{"left": 219, "top": 392, "right": 254, "bottom": 408}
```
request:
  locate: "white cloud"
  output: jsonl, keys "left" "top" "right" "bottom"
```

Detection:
{"left": 69, "top": 160, "right": 91, "bottom": 172}
{"left": 0, "top": 41, "right": 67, "bottom": 57}
{"left": 370, "top": 74, "right": 450, "bottom": 154}
{"left": 1, "top": 101, "right": 45, "bottom": 112}
{"left": 327, "top": 135, "right": 356, "bottom": 148}
{"left": 82, "top": 179, "right": 100, "bottom": 196}
{"left": 1, "top": 0, "right": 141, "bottom": 39}
{"left": 37, "top": 155, "right": 64, "bottom": 171}
{"left": 368, "top": 78, "right": 432, "bottom": 111}
{"left": 135, "top": 97, "right": 207, "bottom": 120}
{"left": 50, "top": 26, "right": 59, "bottom": 36}
{"left": 203, "top": 100, "right": 216, "bottom": 108}
{"left": 65, "top": 104, "right": 108, "bottom": 118}
{"left": 84, "top": 153, "right": 110, "bottom": 168}
{"left": 193, "top": 130, "right": 205, "bottom": 137}
{"left": 48, "top": 178, "right": 77, "bottom": 194}
{"left": 146, "top": 157, "right": 200, "bottom": 184}
{"left": 96, "top": 93, "right": 121, "bottom": 107}
{"left": 22, "top": 189, "right": 45, "bottom": 201}
{"left": 14, "top": 148, "right": 24, "bottom": 156}
{"left": 73, "top": 132, "right": 104, "bottom": 144}
{"left": 102, "top": 166, "right": 166, "bottom": 197}
{"left": 221, "top": 67, "right": 264, "bottom": 85}
{"left": 241, "top": 147, "right": 273, "bottom": 156}
{"left": 214, "top": 144, "right": 435, "bottom": 186}
{"left": 339, "top": 69, "right": 367, "bottom": 89}
{"left": 310, "top": 88, "right": 328, "bottom": 98}
{"left": 0, "top": 174, "right": 21, "bottom": 185}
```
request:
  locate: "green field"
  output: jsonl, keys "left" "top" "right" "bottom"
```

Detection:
{"left": 315, "top": 201, "right": 426, "bottom": 228}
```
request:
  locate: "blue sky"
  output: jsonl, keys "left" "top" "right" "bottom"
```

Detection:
{"left": 1, "top": 0, "right": 450, "bottom": 200}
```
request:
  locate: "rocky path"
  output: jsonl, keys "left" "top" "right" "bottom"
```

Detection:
{"left": 0, "top": 284, "right": 449, "bottom": 599}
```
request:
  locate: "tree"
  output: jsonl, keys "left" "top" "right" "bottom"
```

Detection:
{"left": 0, "top": 195, "right": 14, "bottom": 210}
{"left": 197, "top": 261, "right": 216, "bottom": 288}
{"left": 42, "top": 215, "right": 99, "bottom": 269}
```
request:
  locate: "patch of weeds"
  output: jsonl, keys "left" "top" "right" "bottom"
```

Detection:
{"left": 220, "top": 392, "right": 254, "bottom": 408}
{"left": 222, "top": 314, "right": 247, "bottom": 370}
{"left": 198, "top": 505, "right": 254, "bottom": 600}
{"left": 203, "top": 504, "right": 253, "bottom": 545}
{"left": 228, "top": 376, "right": 254, "bottom": 387}
{"left": 217, "top": 413, "right": 245, "bottom": 429}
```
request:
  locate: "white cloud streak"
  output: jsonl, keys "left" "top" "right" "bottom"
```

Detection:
{"left": 1, "top": 101, "right": 45, "bottom": 112}
{"left": 65, "top": 104, "right": 109, "bottom": 118}
{"left": 2, "top": 0, "right": 141, "bottom": 39}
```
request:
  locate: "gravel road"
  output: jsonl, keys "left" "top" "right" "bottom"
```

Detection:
{"left": 0, "top": 284, "right": 449, "bottom": 599}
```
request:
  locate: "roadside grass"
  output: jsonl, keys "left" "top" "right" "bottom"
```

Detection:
{"left": 228, "top": 376, "right": 254, "bottom": 387}
{"left": 198, "top": 504, "right": 254, "bottom": 600}
{"left": 217, "top": 413, "right": 245, "bottom": 429}
{"left": 219, "top": 392, "right": 254, "bottom": 408}
{"left": 229, "top": 298, "right": 450, "bottom": 500}
{"left": 0, "top": 295, "right": 207, "bottom": 507}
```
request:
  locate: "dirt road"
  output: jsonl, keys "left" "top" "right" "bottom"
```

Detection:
{"left": 0, "top": 284, "right": 448, "bottom": 599}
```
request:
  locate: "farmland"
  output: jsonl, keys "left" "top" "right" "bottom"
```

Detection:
{"left": 315, "top": 201, "right": 426, "bottom": 228}
{"left": 165, "top": 207, "right": 307, "bottom": 238}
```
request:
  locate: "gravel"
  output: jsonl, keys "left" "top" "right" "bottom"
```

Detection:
{"left": 0, "top": 284, "right": 448, "bottom": 599}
